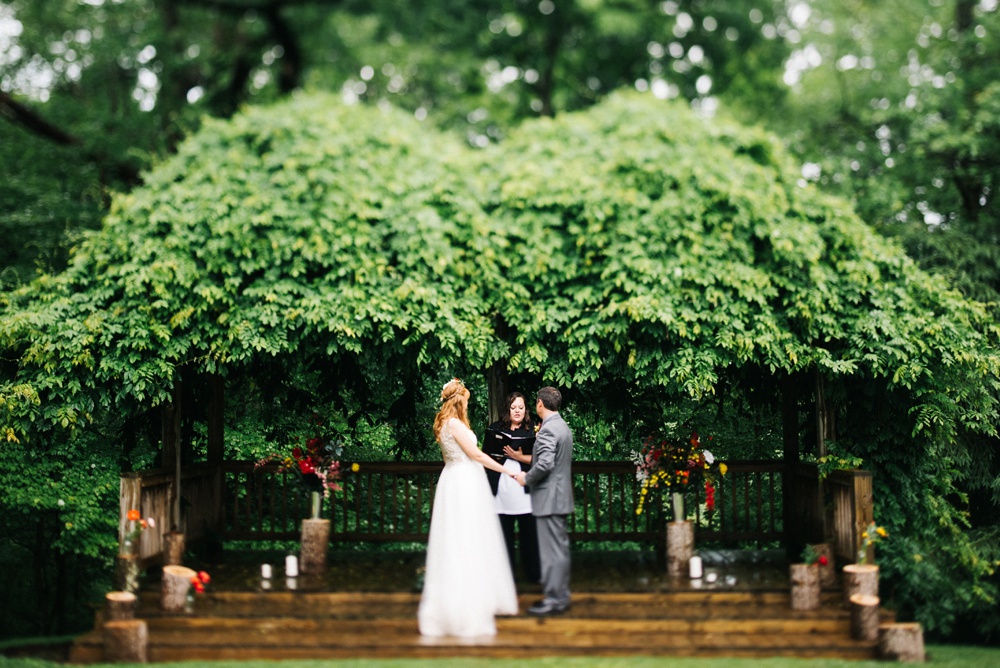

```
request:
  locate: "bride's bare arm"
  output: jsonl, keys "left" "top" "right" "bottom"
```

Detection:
{"left": 450, "top": 419, "right": 516, "bottom": 477}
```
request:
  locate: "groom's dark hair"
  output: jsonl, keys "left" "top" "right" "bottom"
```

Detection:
{"left": 537, "top": 386, "right": 562, "bottom": 411}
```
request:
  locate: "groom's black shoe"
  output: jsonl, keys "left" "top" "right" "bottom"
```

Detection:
{"left": 528, "top": 600, "right": 569, "bottom": 617}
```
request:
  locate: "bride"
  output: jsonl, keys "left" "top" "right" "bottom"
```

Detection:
{"left": 418, "top": 378, "right": 519, "bottom": 638}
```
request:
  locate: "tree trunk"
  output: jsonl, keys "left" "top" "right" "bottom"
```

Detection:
{"left": 160, "top": 565, "right": 196, "bottom": 612}
{"left": 666, "top": 521, "right": 694, "bottom": 578}
{"left": 811, "top": 542, "right": 837, "bottom": 589}
{"left": 789, "top": 563, "right": 820, "bottom": 610}
{"left": 105, "top": 591, "right": 137, "bottom": 622}
{"left": 879, "top": 622, "right": 926, "bottom": 662}
{"left": 842, "top": 564, "right": 879, "bottom": 607}
{"left": 102, "top": 619, "right": 148, "bottom": 663}
{"left": 300, "top": 519, "right": 330, "bottom": 574}
{"left": 163, "top": 531, "right": 185, "bottom": 566}
{"left": 849, "top": 593, "right": 880, "bottom": 641}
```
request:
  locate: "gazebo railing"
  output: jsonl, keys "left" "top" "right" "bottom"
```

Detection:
{"left": 219, "top": 459, "right": 788, "bottom": 546}
{"left": 120, "top": 459, "right": 872, "bottom": 562}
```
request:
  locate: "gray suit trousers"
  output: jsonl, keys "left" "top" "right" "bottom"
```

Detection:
{"left": 536, "top": 514, "right": 571, "bottom": 607}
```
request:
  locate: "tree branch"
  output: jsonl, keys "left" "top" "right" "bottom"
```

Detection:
{"left": 0, "top": 91, "right": 80, "bottom": 146}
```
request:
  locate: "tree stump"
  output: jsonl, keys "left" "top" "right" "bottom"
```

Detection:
{"left": 666, "top": 521, "right": 694, "bottom": 578}
{"left": 842, "top": 564, "right": 879, "bottom": 607}
{"left": 163, "top": 531, "right": 185, "bottom": 566}
{"left": 300, "top": 519, "right": 330, "bottom": 574}
{"left": 114, "top": 554, "right": 140, "bottom": 594}
{"left": 102, "top": 619, "right": 148, "bottom": 663}
{"left": 810, "top": 542, "right": 836, "bottom": 589}
{"left": 849, "top": 593, "right": 880, "bottom": 641}
{"left": 879, "top": 622, "right": 925, "bottom": 662}
{"left": 105, "top": 591, "right": 137, "bottom": 621}
{"left": 161, "top": 564, "right": 196, "bottom": 613}
{"left": 789, "top": 563, "right": 820, "bottom": 610}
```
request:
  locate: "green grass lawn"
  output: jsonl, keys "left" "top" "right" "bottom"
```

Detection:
{"left": 2, "top": 645, "right": 999, "bottom": 668}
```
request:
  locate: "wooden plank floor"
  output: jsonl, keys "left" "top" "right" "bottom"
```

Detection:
{"left": 71, "top": 589, "right": 889, "bottom": 661}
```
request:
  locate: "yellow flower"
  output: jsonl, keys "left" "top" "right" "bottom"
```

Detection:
{"left": 876, "top": 527, "right": 888, "bottom": 538}
{"left": 719, "top": 463, "right": 728, "bottom": 476}
{"left": 351, "top": 462, "right": 360, "bottom": 472}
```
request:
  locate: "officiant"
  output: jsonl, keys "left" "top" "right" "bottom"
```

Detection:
{"left": 484, "top": 391, "right": 542, "bottom": 583}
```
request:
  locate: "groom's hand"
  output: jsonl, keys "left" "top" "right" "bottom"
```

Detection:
{"left": 514, "top": 472, "right": 526, "bottom": 487}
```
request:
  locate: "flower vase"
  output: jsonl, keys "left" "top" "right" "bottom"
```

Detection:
{"left": 671, "top": 492, "right": 685, "bottom": 522}
{"left": 789, "top": 563, "right": 820, "bottom": 610}
{"left": 310, "top": 491, "right": 322, "bottom": 520}
{"left": 666, "top": 520, "right": 694, "bottom": 578}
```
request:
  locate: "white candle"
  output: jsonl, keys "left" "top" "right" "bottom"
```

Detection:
{"left": 705, "top": 572, "right": 718, "bottom": 584}
{"left": 285, "top": 555, "right": 299, "bottom": 577}
{"left": 689, "top": 556, "right": 703, "bottom": 579}
{"left": 261, "top": 564, "right": 272, "bottom": 579}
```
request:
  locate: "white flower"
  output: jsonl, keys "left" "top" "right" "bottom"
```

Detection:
{"left": 704, "top": 450, "right": 715, "bottom": 464}
{"left": 147, "top": 518, "right": 156, "bottom": 529}
{"left": 57, "top": 499, "right": 65, "bottom": 507}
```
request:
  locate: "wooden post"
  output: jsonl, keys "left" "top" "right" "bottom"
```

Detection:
{"left": 789, "top": 563, "right": 820, "bottom": 610}
{"left": 879, "top": 622, "right": 926, "bottom": 662}
{"left": 849, "top": 593, "right": 880, "bottom": 641}
{"left": 300, "top": 519, "right": 330, "bottom": 574}
{"left": 105, "top": 591, "right": 137, "bottom": 622}
{"left": 161, "top": 564, "right": 196, "bottom": 612}
{"left": 843, "top": 564, "right": 879, "bottom": 607}
{"left": 102, "top": 619, "right": 148, "bottom": 663}
{"left": 207, "top": 373, "right": 226, "bottom": 539}
{"left": 666, "top": 521, "right": 694, "bottom": 578}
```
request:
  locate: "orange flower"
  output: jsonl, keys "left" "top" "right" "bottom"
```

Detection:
{"left": 197, "top": 571, "right": 211, "bottom": 584}
{"left": 127, "top": 509, "right": 140, "bottom": 521}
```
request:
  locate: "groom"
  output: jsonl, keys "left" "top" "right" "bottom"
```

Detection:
{"left": 516, "top": 386, "right": 574, "bottom": 616}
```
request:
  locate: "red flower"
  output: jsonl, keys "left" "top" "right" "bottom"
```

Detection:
{"left": 292, "top": 447, "right": 303, "bottom": 459}
{"left": 190, "top": 578, "right": 205, "bottom": 593}
{"left": 306, "top": 437, "right": 322, "bottom": 451}
{"left": 298, "top": 459, "right": 315, "bottom": 475}
{"left": 818, "top": 555, "right": 829, "bottom": 566}
{"left": 197, "top": 571, "right": 211, "bottom": 584}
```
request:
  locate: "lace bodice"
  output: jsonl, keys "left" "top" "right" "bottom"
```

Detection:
{"left": 439, "top": 419, "right": 472, "bottom": 464}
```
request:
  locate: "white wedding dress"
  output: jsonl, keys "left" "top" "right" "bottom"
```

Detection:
{"left": 418, "top": 418, "right": 519, "bottom": 637}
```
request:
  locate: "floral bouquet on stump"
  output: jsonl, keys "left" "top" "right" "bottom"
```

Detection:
{"left": 255, "top": 415, "right": 348, "bottom": 517}
{"left": 632, "top": 431, "right": 727, "bottom": 518}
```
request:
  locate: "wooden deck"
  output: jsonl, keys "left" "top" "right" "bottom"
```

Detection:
{"left": 70, "top": 550, "right": 890, "bottom": 661}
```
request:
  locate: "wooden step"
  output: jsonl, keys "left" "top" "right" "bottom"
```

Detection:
{"left": 71, "top": 590, "right": 888, "bottom": 662}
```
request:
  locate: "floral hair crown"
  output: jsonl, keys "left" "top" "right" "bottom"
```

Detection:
{"left": 441, "top": 378, "right": 465, "bottom": 402}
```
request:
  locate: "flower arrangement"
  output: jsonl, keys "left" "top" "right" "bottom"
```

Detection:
{"left": 122, "top": 508, "right": 155, "bottom": 552}
{"left": 858, "top": 521, "right": 888, "bottom": 565}
{"left": 255, "top": 415, "right": 346, "bottom": 499}
{"left": 632, "top": 431, "right": 727, "bottom": 516}
{"left": 190, "top": 570, "right": 211, "bottom": 594}
{"left": 801, "top": 544, "right": 830, "bottom": 567}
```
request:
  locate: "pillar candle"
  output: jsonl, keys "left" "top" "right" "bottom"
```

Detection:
{"left": 285, "top": 555, "right": 299, "bottom": 577}
{"left": 689, "top": 556, "right": 703, "bottom": 579}
{"left": 261, "top": 564, "right": 272, "bottom": 579}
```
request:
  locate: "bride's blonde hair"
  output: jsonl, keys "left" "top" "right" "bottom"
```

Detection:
{"left": 433, "top": 378, "right": 471, "bottom": 439}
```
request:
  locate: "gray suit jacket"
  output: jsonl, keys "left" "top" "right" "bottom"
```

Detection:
{"left": 524, "top": 412, "right": 574, "bottom": 516}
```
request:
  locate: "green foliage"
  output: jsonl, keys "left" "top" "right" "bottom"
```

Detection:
{"left": 2, "top": 90, "right": 1000, "bottom": 641}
